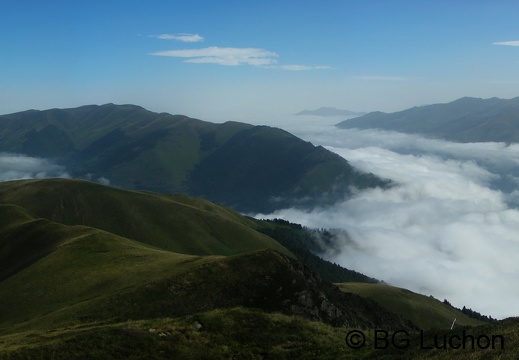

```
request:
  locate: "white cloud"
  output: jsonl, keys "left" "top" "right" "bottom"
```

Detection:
{"left": 255, "top": 127, "right": 519, "bottom": 319}
{"left": 493, "top": 40, "right": 519, "bottom": 47}
{"left": 353, "top": 75, "right": 408, "bottom": 81}
{"left": 150, "top": 33, "right": 204, "bottom": 42}
{"left": 149, "top": 45, "right": 330, "bottom": 70}
{"left": 150, "top": 46, "right": 278, "bottom": 66}
{"left": 0, "top": 153, "right": 70, "bottom": 181}
{"left": 96, "top": 177, "right": 110, "bottom": 186}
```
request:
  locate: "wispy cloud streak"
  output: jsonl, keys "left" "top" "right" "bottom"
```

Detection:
{"left": 149, "top": 33, "right": 204, "bottom": 42}
{"left": 149, "top": 39, "right": 331, "bottom": 69}
{"left": 150, "top": 46, "right": 278, "bottom": 66}
{"left": 493, "top": 40, "right": 519, "bottom": 46}
{"left": 353, "top": 75, "right": 408, "bottom": 81}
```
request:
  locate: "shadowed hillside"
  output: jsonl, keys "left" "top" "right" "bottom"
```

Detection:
{"left": 0, "top": 104, "right": 389, "bottom": 212}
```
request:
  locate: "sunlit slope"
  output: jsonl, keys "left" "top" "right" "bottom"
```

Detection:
{"left": 0, "top": 309, "right": 357, "bottom": 359}
{"left": 0, "top": 215, "right": 222, "bottom": 333}
{"left": 0, "top": 178, "right": 290, "bottom": 256}
{"left": 2, "top": 310, "right": 517, "bottom": 359}
{"left": 0, "top": 209, "right": 411, "bottom": 335}
{"left": 86, "top": 249, "right": 413, "bottom": 330}
{"left": 337, "top": 282, "right": 484, "bottom": 330}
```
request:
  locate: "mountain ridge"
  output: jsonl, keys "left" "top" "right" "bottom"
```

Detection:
{"left": 0, "top": 103, "right": 388, "bottom": 212}
{"left": 336, "top": 96, "right": 519, "bottom": 143}
{"left": 0, "top": 178, "right": 375, "bottom": 285}
{"left": 0, "top": 180, "right": 414, "bottom": 335}
{"left": 0, "top": 178, "right": 289, "bottom": 256}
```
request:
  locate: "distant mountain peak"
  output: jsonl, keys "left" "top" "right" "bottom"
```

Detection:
{"left": 296, "top": 107, "right": 365, "bottom": 117}
{"left": 336, "top": 96, "right": 519, "bottom": 143}
{"left": 0, "top": 104, "right": 388, "bottom": 213}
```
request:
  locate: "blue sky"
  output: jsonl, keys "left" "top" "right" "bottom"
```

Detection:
{"left": 1, "top": 0, "right": 519, "bottom": 122}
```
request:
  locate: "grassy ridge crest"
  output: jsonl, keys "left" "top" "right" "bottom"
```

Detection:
{"left": 0, "top": 178, "right": 290, "bottom": 256}
{"left": 337, "top": 282, "right": 484, "bottom": 329}
{"left": 0, "top": 104, "right": 389, "bottom": 212}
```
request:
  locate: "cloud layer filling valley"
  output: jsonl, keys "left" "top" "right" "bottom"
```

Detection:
{"left": 257, "top": 125, "right": 519, "bottom": 319}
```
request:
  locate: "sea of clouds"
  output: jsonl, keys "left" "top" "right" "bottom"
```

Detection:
{"left": 256, "top": 116, "right": 519, "bottom": 319}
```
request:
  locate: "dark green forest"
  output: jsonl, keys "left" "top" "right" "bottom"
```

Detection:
{"left": 257, "top": 218, "right": 379, "bottom": 284}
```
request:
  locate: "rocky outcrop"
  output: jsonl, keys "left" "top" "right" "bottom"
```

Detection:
{"left": 97, "top": 250, "right": 416, "bottom": 331}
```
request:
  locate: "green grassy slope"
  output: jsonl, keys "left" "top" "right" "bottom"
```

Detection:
{"left": 337, "top": 283, "right": 484, "bottom": 330}
{"left": 0, "top": 215, "right": 222, "bottom": 333}
{"left": 0, "top": 178, "right": 290, "bottom": 256}
{"left": 1, "top": 309, "right": 517, "bottom": 359}
{"left": 0, "top": 179, "right": 385, "bottom": 286}
{"left": 0, "top": 309, "right": 360, "bottom": 360}
{"left": 0, "top": 204, "right": 69, "bottom": 282}
{"left": 0, "top": 217, "right": 410, "bottom": 336}
{"left": 0, "top": 203, "right": 34, "bottom": 228}
{"left": 0, "top": 179, "right": 412, "bottom": 335}
{"left": 85, "top": 249, "right": 414, "bottom": 331}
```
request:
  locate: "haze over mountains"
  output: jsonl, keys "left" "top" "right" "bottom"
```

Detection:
{"left": 336, "top": 96, "right": 519, "bottom": 143}
{"left": 296, "top": 107, "right": 366, "bottom": 117}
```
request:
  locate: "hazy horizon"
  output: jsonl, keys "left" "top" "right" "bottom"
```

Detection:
{"left": 2, "top": 1, "right": 519, "bottom": 120}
